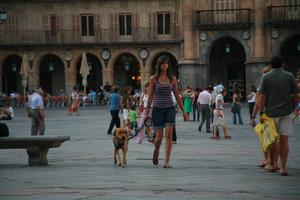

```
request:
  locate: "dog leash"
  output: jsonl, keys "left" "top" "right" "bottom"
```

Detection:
{"left": 128, "top": 117, "right": 152, "bottom": 140}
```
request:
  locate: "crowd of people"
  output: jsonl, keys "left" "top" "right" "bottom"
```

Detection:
{"left": 1, "top": 55, "right": 300, "bottom": 175}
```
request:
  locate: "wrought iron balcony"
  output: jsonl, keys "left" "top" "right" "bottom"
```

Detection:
{"left": 267, "top": 5, "right": 300, "bottom": 27}
{"left": 0, "top": 27, "right": 181, "bottom": 46}
{"left": 195, "top": 8, "right": 252, "bottom": 30}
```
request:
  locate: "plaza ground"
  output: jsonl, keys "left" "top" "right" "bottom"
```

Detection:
{"left": 0, "top": 105, "right": 300, "bottom": 200}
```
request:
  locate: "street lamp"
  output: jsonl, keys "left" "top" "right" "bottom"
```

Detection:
{"left": 88, "top": 62, "right": 92, "bottom": 71}
{"left": 64, "top": 49, "right": 73, "bottom": 68}
{"left": 11, "top": 62, "right": 17, "bottom": 72}
{"left": 28, "top": 49, "right": 35, "bottom": 69}
{"left": 225, "top": 44, "right": 231, "bottom": 53}
{"left": 49, "top": 62, "right": 54, "bottom": 71}
{"left": 124, "top": 61, "right": 130, "bottom": 71}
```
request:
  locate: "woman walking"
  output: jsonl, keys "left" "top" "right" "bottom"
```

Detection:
{"left": 136, "top": 82, "right": 152, "bottom": 144}
{"left": 146, "top": 55, "right": 187, "bottom": 168}
{"left": 183, "top": 86, "right": 193, "bottom": 121}
{"left": 212, "top": 88, "right": 231, "bottom": 140}
{"left": 192, "top": 87, "right": 201, "bottom": 122}
{"left": 121, "top": 87, "right": 131, "bottom": 130}
{"left": 247, "top": 85, "right": 256, "bottom": 123}
{"left": 107, "top": 86, "right": 121, "bottom": 135}
{"left": 232, "top": 89, "right": 244, "bottom": 125}
{"left": 68, "top": 87, "right": 80, "bottom": 116}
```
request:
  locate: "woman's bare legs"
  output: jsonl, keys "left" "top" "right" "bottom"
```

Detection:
{"left": 164, "top": 126, "right": 173, "bottom": 166}
{"left": 153, "top": 129, "right": 163, "bottom": 165}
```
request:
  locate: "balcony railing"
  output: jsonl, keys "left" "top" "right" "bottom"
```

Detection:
{"left": 0, "top": 27, "right": 181, "bottom": 45}
{"left": 267, "top": 5, "right": 300, "bottom": 27}
{"left": 195, "top": 8, "right": 252, "bottom": 30}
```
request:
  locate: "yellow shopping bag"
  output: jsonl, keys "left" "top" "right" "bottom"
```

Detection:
{"left": 254, "top": 114, "right": 279, "bottom": 152}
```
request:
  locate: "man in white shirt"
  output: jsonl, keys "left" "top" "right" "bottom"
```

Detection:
{"left": 29, "top": 88, "right": 45, "bottom": 135}
{"left": 197, "top": 86, "right": 214, "bottom": 133}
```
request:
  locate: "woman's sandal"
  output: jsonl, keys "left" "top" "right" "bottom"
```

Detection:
{"left": 152, "top": 150, "right": 159, "bottom": 166}
{"left": 259, "top": 161, "right": 268, "bottom": 168}
{"left": 163, "top": 164, "right": 172, "bottom": 168}
{"left": 280, "top": 170, "right": 288, "bottom": 176}
{"left": 266, "top": 167, "right": 278, "bottom": 173}
{"left": 224, "top": 136, "right": 232, "bottom": 139}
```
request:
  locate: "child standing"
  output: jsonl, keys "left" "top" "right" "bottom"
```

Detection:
{"left": 129, "top": 104, "right": 138, "bottom": 135}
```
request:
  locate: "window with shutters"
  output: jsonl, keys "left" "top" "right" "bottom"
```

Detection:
{"left": 213, "top": 0, "right": 237, "bottom": 23}
{"left": 157, "top": 13, "right": 170, "bottom": 34}
{"left": 50, "top": 16, "right": 56, "bottom": 37}
{"left": 81, "top": 15, "right": 94, "bottom": 36}
{"left": 119, "top": 14, "right": 132, "bottom": 35}
{"left": 285, "top": 0, "right": 300, "bottom": 20}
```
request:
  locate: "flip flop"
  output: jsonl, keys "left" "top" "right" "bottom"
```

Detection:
{"left": 163, "top": 164, "right": 172, "bottom": 168}
{"left": 266, "top": 167, "right": 277, "bottom": 173}
{"left": 152, "top": 150, "right": 158, "bottom": 165}
{"left": 280, "top": 170, "right": 288, "bottom": 176}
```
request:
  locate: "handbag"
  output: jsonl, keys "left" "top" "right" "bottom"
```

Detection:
{"left": 254, "top": 114, "right": 279, "bottom": 151}
{"left": 231, "top": 103, "right": 238, "bottom": 113}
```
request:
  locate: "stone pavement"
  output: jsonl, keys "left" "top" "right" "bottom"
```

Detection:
{"left": 0, "top": 105, "right": 300, "bottom": 200}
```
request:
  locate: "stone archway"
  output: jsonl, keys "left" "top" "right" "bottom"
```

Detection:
{"left": 113, "top": 53, "right": 141, "bottom": 93}
{"left": 39, "top": 54, "right": 65, "bottom": 95}
{"left": 76, "top": 53, "right": 102, "bottom": 93}
{"left": 209, "top": 37, "right": 246, "bottom": 100}
{"left": 1, "top": 55, "right": 22, "bottom": 94}
{"left": 280, "top": 34, "right": 300, "bottom": 75}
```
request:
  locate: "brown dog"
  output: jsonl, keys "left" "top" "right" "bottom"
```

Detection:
{"left": 113, "top": 128, "right": 129, "bottom": 167}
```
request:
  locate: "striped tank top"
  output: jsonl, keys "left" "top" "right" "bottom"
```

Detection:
{"left": 153, "top": 81, "right": 174, "bottom": 108}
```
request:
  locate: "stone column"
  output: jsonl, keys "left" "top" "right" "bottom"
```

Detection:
{"left": 246, "top": 59, "right": 269, "bottom": 88}
{"left": 178, "top": 0, "right": 198, "bottom": 89}
{"left": 28, "top": 60, "right": 39, "bottom": 91}
{"left": 102, "top": 68, "right": 113, "bottom": 86}
{"left": 64, "top": 61, "right": 77, "bottom": 95}
{"left": 245, "top": 1, "right": 269, "bottom": 89}
{"left": 182, "top": 0, "right": 194, "bottom": 60}
{"left": 140, "top": 61, "right": 151, "bottom": 91}
{"left": 178, "top": 63, "right": 208, "bottom": 89}
{"left": 253, "top": 0, "right": 265, "bottom": 58}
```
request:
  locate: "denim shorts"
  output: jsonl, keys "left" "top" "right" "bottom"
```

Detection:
{"left": 152, "top": 107, "right": 176, "bottom": 130}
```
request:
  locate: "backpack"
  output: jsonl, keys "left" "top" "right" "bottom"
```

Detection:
{"left": 0, "top": 122, "right": 9, "bottom": 137}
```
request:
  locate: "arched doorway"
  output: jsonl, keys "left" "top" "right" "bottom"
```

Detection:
{"left": 39, "top": 54, "right": 65, "bottom": 95}
{"left": 151, "top": 52, "right": 179, "bottom": 79}
{"left": 209, "top": 37, "right": 246, "bottom": 100}
{"left": 113, "top": 53, "right": 141, "bottom": 93}
{"left": 280, "top": 34, "right": 300, "bottom": 76}
{"left": 2, "top": 55, "right": 22, "bottom": 94}
{"left": 76, "top": 53, "right": 102, "bottom": 93}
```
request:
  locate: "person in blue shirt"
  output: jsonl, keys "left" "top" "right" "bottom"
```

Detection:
{"left": 107, "top": 86, "right": 121, "bottom": 135}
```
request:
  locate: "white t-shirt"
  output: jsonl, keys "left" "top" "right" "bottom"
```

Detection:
{"left": 215, "top": 94, "right": 224, "bottom": 110}
{"left": 8, "top": 107, "right": 14, "bottom": 118}
{"left": 143, "top": 93, "right": 149, "bottom": 108}
{"left": 248, "top": 92, "right": 256, "bottom": 103}
{"left": 197, "top": 90, "right": 211, "bottom": 104}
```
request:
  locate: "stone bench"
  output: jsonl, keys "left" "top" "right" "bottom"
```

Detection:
{"left": 0, "top": 136, "right": 70, "bottom": 166}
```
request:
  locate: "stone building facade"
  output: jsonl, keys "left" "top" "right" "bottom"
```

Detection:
{"left": 0, "top": 0, "right": 299, "bottom": 97}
